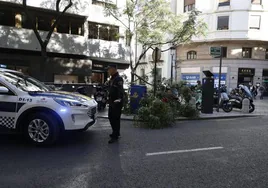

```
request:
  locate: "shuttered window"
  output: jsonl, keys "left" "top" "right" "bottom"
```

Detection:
{"left": 217, "top": 16, "right": 229, "bottom": 30}
{"left": 252, "top": 0, "right": 262, "bottom": 4}
{"left": 219, "top": 0, "right": 230, "bottom": 6}
{"left": 184, "top": 0, "right": 195, "bottom": 12}
{"left": 249, "top": 15, "right": 261, "bottom": 29}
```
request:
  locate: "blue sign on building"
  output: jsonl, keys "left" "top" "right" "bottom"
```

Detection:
{"left": 181, "top": 74, "right": 200, "bottom": 85}
{"left": 213, "top": 73, "right": 226, "bottom": 80}
{"left": 182, "top": 74, "right": 200, "bottom": 80}
{"left": 213, "top": 73, "right": 227, "bottom": 87}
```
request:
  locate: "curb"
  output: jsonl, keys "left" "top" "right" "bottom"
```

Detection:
{"left": 97, "top": 114, "right": 261, "bottom": 121}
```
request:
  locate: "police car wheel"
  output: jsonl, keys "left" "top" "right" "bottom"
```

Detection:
{"left": 25, "top": 113, "right": 60, "bottom": 145}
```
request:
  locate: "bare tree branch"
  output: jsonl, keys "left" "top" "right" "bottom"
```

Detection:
{"left": 132, "top": 72, "right": 153, "bottom": 86}
{"left": 106, "top": 9, "right": 130, "bottom": 29}
{"left": 44, "top": 0, "right": 73, "bottom": 46}
{"left": 23, "top": 0, "right": 45, "bottom": 49}
{"left": 134, "top": 45, "right": 151, "bottom": 70}
{"left": 56, "top": 0, "right": 61, "bottom": 12}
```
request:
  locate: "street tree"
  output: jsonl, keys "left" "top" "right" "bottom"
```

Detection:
{"left": 22, "top": 0, "right": 73, "bottom": 81}
{"left": 104, "top": 0, "right": 207, "bottom": 84}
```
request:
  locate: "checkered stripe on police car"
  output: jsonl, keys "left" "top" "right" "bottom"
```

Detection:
{"left": 0, "top": 116, "right": 15, "bottom": 129}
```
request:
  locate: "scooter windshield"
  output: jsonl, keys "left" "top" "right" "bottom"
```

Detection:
{"left": 243, "top": 86, "right": 253, "bottom": 98}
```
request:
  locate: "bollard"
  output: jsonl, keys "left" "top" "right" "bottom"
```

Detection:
{"left": 242, "top": 98, "right": 250, "bottom": 113}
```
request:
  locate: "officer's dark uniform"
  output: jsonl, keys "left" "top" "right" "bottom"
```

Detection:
{"left": 108, "top": 71, "right": 124, "bottom": 140}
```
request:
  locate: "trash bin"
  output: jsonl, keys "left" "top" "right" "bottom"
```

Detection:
{"left": 130, "top": 85, "right": 147, "bottom": 113}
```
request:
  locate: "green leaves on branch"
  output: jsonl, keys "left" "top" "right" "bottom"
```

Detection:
{"left": 104, "top": 0, "right": 206, "bottom": 47}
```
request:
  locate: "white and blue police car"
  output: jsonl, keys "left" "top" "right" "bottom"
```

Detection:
{"left": 0, "top": 69, "right": 97, "bottom": 145}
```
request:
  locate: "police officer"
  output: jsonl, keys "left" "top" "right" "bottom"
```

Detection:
{"left": 106, "top": 64, "right": 124, "bottom": 144}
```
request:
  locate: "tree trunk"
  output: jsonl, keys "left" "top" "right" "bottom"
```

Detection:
{"left": 41, "top": 46, "right": 48, "bottom": 82}
{"left": 131, "top": 70, "right": 135, "bottom": 85}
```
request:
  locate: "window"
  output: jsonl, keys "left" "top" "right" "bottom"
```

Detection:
{"left": 70, "top": 20, "right": 84, "bottom": 35}
{"left": 57, "top": 18, "right": 69, "bottom": 34}
{"left": 88, "top": 22, "right": 99, "bottom": 39}
{"left": 37, "top": 15, "right": 52, "bottom": 31}
{"left": 222, "top": 47, "right": 227, "bottom": 57}
{"left": 217, "top": 16, "right": 229, "bottom": 30}
{"left": 242, "top": 48, "right": 252, "bottom": 58}
{"left": 219, "top": 0, "right": 230, "bottom": 6}
{"left": 187, "top": 51, "right": 197, "bottom": 60}
{"left": 156, "top": 68, "right": 162, "bottom": 83}
{"left": 249, "top": 15, "right": 261, "bottom": 30}
{"left": 142, "top": 47, "right": 147, "bottom": 60}
{"left": 99, "top": 25, "right": 109, "bottom": 41}
{"left": 266, "top": 49, "right": 268, "bottom": 59}
{"left": 21, "top": 13, "right": 33, "bottom": 29}
{"left": 184, "top": 0, "right": 195, "bottom": 12}
{"left": 125, "top": 30, "right": 131, "bottom": 46}
{"left": 140, "top": 69, "right": 145, "bottom": 85}
{"left": 0, "top": 9, "right": 15, "bottom": 27}
{"left": 88, "top": 22, "right": 119, "bottom": 41}
{"left": 109, "top": 26, "right": 119, "bottom": 41}
{"left": 213, "top": 47, "right": 227, "bottom": 58}
{"left": 252, "top": 0, "right": 262, "bottom": 4}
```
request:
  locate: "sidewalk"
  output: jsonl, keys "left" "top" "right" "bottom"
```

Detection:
{"left": 97, "top": 98, "right": 268, "bottom": 121}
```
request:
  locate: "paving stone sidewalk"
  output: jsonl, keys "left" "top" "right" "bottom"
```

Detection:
{"left": 97, "top": 98, "right": 268, "bottom": 120}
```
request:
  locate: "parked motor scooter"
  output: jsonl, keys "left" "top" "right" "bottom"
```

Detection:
{"left": 76, "top": 86, "right": 87, "bottom": 96}
{"left": 195, "top": 85, "right": 232, "bottom": 112}
{"left": 214, "top": 86, "right": 233, "bottom": 112}
{"left": 94, "top": 84, "right": 108, "bottom": 111}
{"left": 228, "top": 85, "right": 255, "bottom": 113}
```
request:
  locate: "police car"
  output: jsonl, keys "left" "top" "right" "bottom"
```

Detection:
{"left": 0, "top": 69, "right": 97, "bottom": 145}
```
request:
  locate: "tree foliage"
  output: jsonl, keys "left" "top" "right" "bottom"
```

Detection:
{"left": 104, "top": 0, "right": 207, "bottom": 83}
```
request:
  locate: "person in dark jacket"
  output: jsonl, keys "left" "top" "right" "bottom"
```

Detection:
{"left": 106, "top": 64, "right": 124, "bottom": 144}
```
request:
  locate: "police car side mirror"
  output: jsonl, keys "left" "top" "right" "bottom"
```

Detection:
{"left": 0, "top": 86, "right": 9, "bottom": 94}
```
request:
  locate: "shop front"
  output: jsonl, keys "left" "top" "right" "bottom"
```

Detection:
{"left": 181, "top": 74, "right": 200, "bottom": 86}
{"left": 262, "top": 69, "right": 268, "bottom": 96}
{"left": 238, "top": 68, "right": 255, "bottom": 87}
{"left": 91, "top": 58, "right": 129, "bottom": 84}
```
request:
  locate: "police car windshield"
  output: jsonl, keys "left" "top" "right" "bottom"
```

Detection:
{"left": 1, "top": 71, "right": 51, "bottom": 92}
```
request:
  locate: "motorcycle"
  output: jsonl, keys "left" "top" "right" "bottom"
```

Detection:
{"left": 195, "top": 86, "right": 233, "bottom": 112}
{"left": 94, "top": 85, "right": 108, "bottom": 111}
{"left": 229, "top": 85, "right": 255, "bottom": 113}
{"left": 214, "top": 86, "right": 233, "bottom": 113}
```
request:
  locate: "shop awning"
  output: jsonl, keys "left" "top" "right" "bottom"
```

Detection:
{"left": 89, "top": 57, "right": 129, "bottom": 65}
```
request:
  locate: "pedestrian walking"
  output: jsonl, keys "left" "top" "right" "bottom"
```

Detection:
{"left": 259, "top": 84, "right": 265, "bottom": 100}
{"left": 106, "top": 64, "right": 124, "bottom": 144}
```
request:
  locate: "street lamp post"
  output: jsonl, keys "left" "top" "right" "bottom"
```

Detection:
{"left": 170, "top": 46, "right": 176, "bottom": 85}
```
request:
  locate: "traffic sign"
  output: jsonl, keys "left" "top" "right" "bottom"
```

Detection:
{"left": 210, "top": 47, "right": 222, "bottom": 57}
{"left": 152, "top": 48, "right": 161, "bottom": 61}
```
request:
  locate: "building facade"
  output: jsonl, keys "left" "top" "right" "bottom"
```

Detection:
{"left": 176, "top": 0, "right": 268, "bottom": 92}
{"left": 0, "top": 0, "right": 130, "bottom": 83}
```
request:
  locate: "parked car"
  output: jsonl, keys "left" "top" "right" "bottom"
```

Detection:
{"left": 0, "top": 69, "right": 97, "bottom": 145}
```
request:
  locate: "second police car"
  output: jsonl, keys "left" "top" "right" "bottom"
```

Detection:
{"left": 0, "top": 69, "right": 97, "bottom": 145}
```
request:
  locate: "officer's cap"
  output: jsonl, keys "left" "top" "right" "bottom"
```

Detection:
{"left": 106, "top": 64, "right": 117, "bottom": 70}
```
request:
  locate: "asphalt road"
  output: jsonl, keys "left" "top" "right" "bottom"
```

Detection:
{"left": 1, "top": 117, "right": 268, "bottom": 188}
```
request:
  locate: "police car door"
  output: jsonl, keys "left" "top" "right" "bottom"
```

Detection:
{"left": 0, "top": 82, "right": 18, "bottom": 129}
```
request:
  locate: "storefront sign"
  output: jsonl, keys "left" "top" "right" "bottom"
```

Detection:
{"left": 93, "top": 64, "right": 104, "bottom": 68}
{"left": 238, "top": 68, "right": 255, "bottom": 76}
{"left": 181, "top": 74, "right": 200, "bottom": 85}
